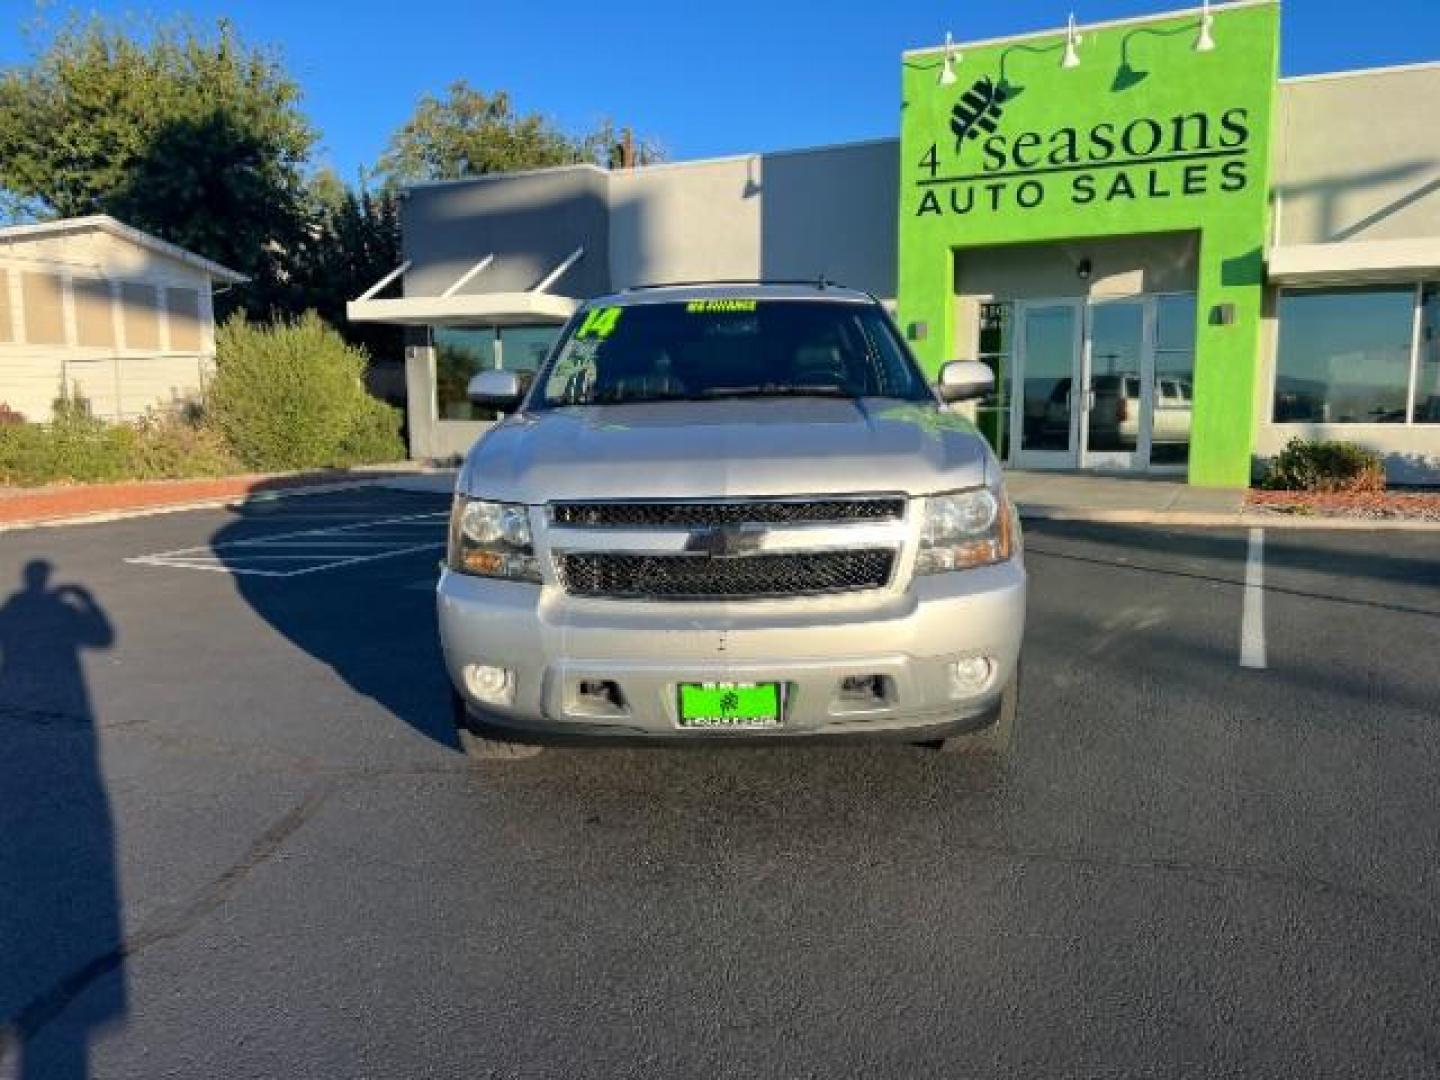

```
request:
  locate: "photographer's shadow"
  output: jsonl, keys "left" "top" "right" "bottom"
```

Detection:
{"left": 0, "top": 560, "right": 123, "bottom": 1080}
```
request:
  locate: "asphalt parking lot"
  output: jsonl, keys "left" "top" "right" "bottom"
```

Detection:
{"left": 3, "top": 484, "right": 1439, "bottom": 1079}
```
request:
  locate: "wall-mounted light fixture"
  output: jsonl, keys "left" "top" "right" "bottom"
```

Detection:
{"left": 1076, "top": 257, "right": 1093, "bottom": 281}
{"left": 938, "top": 32, "right": 960, "bottom": 85}
{"left": 1196, "top": 0, "right": 1216, "bottom": 52}
{"left": 1062, "top": 14, "right": 1083, "bottom": 69}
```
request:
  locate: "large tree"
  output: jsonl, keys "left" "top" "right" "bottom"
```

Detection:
{"left": 292, "top": 170, "right": 403, "bottom": 362}
{"left": 0, "top": 15, "right": 316, "bottom": 318}
{"left": 376, "top": 81, "right": 660, "bottom": 186}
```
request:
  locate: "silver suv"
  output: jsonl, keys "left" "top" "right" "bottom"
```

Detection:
{"left": 438, "top": 283, "right": 1026, "bottom": 760}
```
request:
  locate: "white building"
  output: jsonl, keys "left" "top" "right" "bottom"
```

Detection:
{"left": 0, "top": 215, "right": 247, "bottom": 422}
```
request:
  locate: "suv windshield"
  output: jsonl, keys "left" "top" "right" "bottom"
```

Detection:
{"left": 532, "top": 298, "right": 935, "bottom": 408}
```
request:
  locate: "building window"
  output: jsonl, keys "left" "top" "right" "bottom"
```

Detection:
{"left": 1272, "top": 286, "right": 1417, "bottom": 424}
{"left": 500, "top": 326, "right": 560, "bottom": 376}
{"left": 0, "top": 266, "right": 12, "bottom": 342}
{"left": 73, "top": 278, "right": 116, "bottom": 348}
{"left": 21, "top": 271, "right": 66, "bottom": 346}
{"left": 1152, "top": 294, "right": 1196, "bottom": 467}
{"left": 120, "top": 282, "right": 161, "bottom": 350}
{"left": 434, "top": 325, "right": 561, "bottom": 421}
{"left": 0, "top": 268, "right": 12, "bottom": 343}
{"left": 435, "top": 328, "right": 498, "bottom": 421}
{"left": 1418, "top": 285, "right": 1440, "bottom": 424}
{"left": 975, "top": 301, "right": 1012, "bottom": 460}
{"left": 167, "top": 288, "right": 203, "bottom": 352}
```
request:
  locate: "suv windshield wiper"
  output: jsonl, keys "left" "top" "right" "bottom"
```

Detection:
{"left": 697, "top": 384, "right": 859, "bottom": 400}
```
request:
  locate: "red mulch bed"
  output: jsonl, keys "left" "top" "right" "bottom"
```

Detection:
{"left": 0, "top": 470, "right": 398, "bottom": 527}
{"left": 1247, "top": 489, "right": 1440, "bottom": 521}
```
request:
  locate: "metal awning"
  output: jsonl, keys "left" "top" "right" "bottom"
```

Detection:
{"left": 346, "top": 247, "right": 584, "bottom": 327}
{"left": 347, "top": 291, "right": 580, "bottom": 327}
{"left": 1268, "top": 238, "right": 1440, "bottom": 285}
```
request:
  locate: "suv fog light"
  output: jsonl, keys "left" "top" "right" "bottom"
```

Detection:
{"left": 464, "top": 663, "right": 516, "bottom": 706}
{"left": 948, "top": 656, "right": 995, "bottom": 697}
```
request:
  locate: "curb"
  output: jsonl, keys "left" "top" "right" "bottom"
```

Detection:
{"left": 0, "top": 471, "right": 455, "bottom": 534}
{"left": 1018, "top": 506, "right": 1440, "bottom": 531}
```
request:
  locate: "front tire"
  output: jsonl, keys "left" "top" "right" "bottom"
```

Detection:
{"left": 451, "top": 690, "right": 544, "bottom": 761}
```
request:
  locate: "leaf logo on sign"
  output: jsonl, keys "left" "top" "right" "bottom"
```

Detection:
{"left": 950, "top": 76, "right": 1008, "bottom": 151}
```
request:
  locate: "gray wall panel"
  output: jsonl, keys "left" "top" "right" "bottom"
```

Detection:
{"left": 759, "top": 141, "right": 899, "bottom": 297}
{"left": 1274, "top": 66, "right": 1440, "bottom": 245}
{"left": 609, "top": 158, "right": 761, "bottom": 287}
{"left": 402, "top": 169, "right": 611, "bottom": 298}
{"left": 399, "top": 142, "right": 900, "bottom": 303}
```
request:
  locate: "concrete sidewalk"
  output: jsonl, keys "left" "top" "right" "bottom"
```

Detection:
{"left": 1005, "top": 469, "right": 1244, "bottom": 523}
{"left": 1004, "top": 469, "right": 1439, "bottom": 529}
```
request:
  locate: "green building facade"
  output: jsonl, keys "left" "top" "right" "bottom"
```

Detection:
{"left": 899, "top": 1, "right": 1280, "bottom": 485}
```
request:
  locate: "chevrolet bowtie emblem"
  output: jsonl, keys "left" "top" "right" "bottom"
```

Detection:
{"left": 684, "top": 523, "right": 766, "bottom": 558}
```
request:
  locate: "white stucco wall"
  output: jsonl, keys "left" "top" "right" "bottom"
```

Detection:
{"left": 1273, "top": 64, "right": 1440, "bottom": 246}
{"left": 0, "top": 227, "right": 222, "bottom": 422}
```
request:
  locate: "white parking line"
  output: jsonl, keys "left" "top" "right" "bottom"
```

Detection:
{"left": 1240, "top": 527, "right": 1267, "bottom": 670}
{"left": 127, "top": 511, "right": 448, "bottom": 578}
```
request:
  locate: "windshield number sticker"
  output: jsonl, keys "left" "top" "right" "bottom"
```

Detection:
{"left": 686, "top": 299, "right": 758, "bottom": 313}
{"left": 576, "top": 306, "right": 622, "bottom": 339}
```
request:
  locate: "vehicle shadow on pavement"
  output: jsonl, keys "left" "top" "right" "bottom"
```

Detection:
{"left": 211, "top": 485, "right": 460, "bottom": 753}
{"left": 0, "top": 560, "right": 125, "bottom": 1080}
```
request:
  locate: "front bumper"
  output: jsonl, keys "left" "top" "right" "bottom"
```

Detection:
{"left": 438, "top": 557, "right": 1026, "bottom": 742}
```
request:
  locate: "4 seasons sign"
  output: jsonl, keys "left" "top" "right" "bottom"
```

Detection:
{"left": 914, "top": 76, "right": 1254, "bottom": 217}
{"left": 897, "top": 1, "right": 1282, "bottom": 487}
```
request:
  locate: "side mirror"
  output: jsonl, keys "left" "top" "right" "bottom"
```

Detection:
{"left": 467, "top": 369, "right": 524, "bottom": 410}
{"left": 935, "top": 360, "right": 995, "bottom": 403}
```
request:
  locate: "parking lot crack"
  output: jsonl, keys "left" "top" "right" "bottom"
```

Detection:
{"left": 9, "top": 783, "right": 333, "bottom": 1039}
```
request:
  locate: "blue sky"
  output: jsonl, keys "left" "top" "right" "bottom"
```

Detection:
{"left": 2, "top": 0, "right": 1437, "bottom": 180}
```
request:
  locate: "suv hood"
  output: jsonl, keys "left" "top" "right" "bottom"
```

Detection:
{"left": 460, "top": 398, "right": 993, "bottom": 503}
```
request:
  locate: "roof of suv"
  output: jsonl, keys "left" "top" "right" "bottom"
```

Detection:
{"left": 583, "top": 282, "right": 879, "bottom": 309}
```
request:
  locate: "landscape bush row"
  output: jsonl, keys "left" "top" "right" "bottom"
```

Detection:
{"left": 0, "top": 313, "right": 404, "bottom": 486}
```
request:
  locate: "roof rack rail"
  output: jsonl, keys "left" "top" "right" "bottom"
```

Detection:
{"left": 621, "top": 277, "right": 849, "bottom": 292}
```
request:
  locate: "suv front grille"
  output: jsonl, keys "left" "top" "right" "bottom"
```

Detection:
{"left": 558, "top": 549, "right": 895, "bottom": 601}
{"left": 551, "top": 498, "right": 904, "bottom": 528}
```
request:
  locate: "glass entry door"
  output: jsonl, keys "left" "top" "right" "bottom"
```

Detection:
{"left": 1082, "top": 299, "right": 1147, "bottom": 470}
{"left": 1011, "top": 301, "right": 1082, "bottom": 469}
{"left": 1007, "top": 293, "right": 1195, "bottom": 472}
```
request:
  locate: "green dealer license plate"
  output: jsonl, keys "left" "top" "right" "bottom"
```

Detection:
{"left": 677, "top": 682, "right": 783, "bottom": 729}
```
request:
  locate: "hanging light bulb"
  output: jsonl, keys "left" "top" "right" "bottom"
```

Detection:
{"left": 939, "top": 31, "right": 960, "bottom": 86}
{"left": 1196, "top": 0, "right": 1217, "bottom": 52}
{"left": 1061, "top": 13, "right": 1083, "bottom": 69}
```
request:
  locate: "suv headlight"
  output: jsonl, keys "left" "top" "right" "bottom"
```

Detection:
{"left": 915, "top": 487, "right": 1015, "bottom": 574}
{"left": 448, "top": 497, "right": 541, "bottom": 582}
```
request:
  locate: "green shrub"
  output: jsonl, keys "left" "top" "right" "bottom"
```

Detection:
{"left": 127, "top": 409, "right": 240, "bottom": 479}
{"left": 28, "top": 384, "right": 134, "bottom": 483}
{"left": 208, "top": 311, "right": 403, "bottom": 471}
{"left": 336, "top": 394, "right": 405, "bottom": 466}
{"left": 0, "top": 420, "right": 53, "bottom": 483}
{"left": 0, "top": 384, "right": 241, "bottom": 486}
{"left": 1260, "top": 437, "right": 1386, "bottom": 493}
